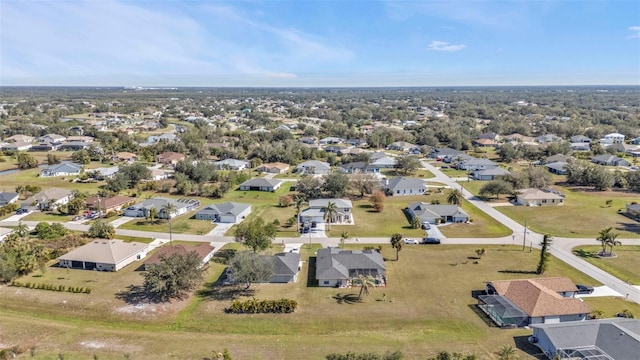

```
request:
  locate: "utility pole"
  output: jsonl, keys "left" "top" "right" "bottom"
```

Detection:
{"left": 522, "top": 219, "right": 527, "bottom": 252}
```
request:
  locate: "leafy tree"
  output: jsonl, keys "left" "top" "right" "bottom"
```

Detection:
{"left": 446, "top": 189, "right": 463, "bottom": 205}
{"left": 64, "top": 197, "right": 86, "bottom": 215}
{"left": 71, "top": 149, "right": 91, "bottom": 164}
{"left": 14, "top": 222, "right": 30, "bottom": 238}
{"left": 390, "top": 233, "right": 403, "bottom": 261}
{"left": 34, "top": 222, "right": 67, "bottom": 240}
{"left": 87, "top": 220, "right": 115, "bottom": 239}
{"left": 142, "top": 251, "right": 205, "bottom": 301}
{"left": 410, "top": 216, "right": 421, "bottom": 229}
{"left": 349, "top": 173, "right": 380, "bottom": 197}
{"left": 479, "top": 180, "right": 514, "bottom": 200}
{"left": 0, "top": 237, "right": 44, "bottom": 282}
{"left": 296, "top": 175, "right": 323, "bottom": 200}
{"left": 294, "top": 196, "right": 306, "bottom": 233}
{"left": 323, "top": 171, "right": 349, "bottom": 198}
{"left": 47, "top": 153, "right": 61, "bottom": 165}
{"left": 234, "top": 216, "right": 276, "bottom": 252}
{"left": 279, "top": 195, "right": 293, "bottom": 207}
{"left": 497, "top": 143, "right": 518, "bottom": 162}
{"left": 536, "top": 234, "right": 553, "bottom": 275}
{"left": 353, "top": 274, "right": 376, "bottom": 300}
{"left": 17, "top": 152, "right": 38, "bottom": 169}
{"left": 324, "top": 201, "right": 338, "bottom": 231}
{"left": 395, "top": 155, "right": 421, "bottom": 175}
{"left": 369, "top": 190, "right": 385, "bottom": 212}
{"left": 117, "top": 163, "right": 152, "bottom": 189}
{"left": 228, "top": 251, "right": 275, "bottom": 289}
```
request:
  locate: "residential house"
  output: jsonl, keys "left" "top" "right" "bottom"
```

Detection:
{"left": 472, "top": 138, "right": 498, "bottom": 147}
{"left": 148, "top": 167, "right": 172, "bottom": 181}
{"left": 479, "top": 277, "right": 591, "bottom": 327}
{"left": 631, "top": 137, "right": 640, "bottom": 145}
{"left": 569, "top": 135, "right": 591, "bottom": 143}
{"left": 504, "top": 133, "right": 536, "bottom": 144}
{"left": 319, "top": 137, "right": 343, "bottom": 145}
{"left": 544, "top": 154, "right": 572, "bottom": 164}
{"left": 0, "top": 191, "right": 19, "bottom": 206}
{"left": 114, "top": 152, "right": 137, "bottom": 163}
{"left": 214, "top": 158, "right": 250, "bottom": 170}
{"left": 239, "top": 178, "right": 283, "bottom": 192}
{"left": 545, "top": 162, "right": 568, "bottom": 175}
{"left": 324, "top": 145, "right": 348, "bottom": 154}
{"left": 600, "top": 132, "right": 625, "bottom": 145}
{"left": 271, "top": 252, "right": 302, "bottom": 283}
{"left": 256, "top": 162, "right": 290, "bottom": 174}
{"left": 591, "top": 155, "right": 630, "bottom": 167}
{"left": 386, "top": 141, "right": 419, "bottom": 152}
{"left": 300, "top": 199, "right": 353, "bottom": 224}
{"left": 476, "top": 132, "right": 499, "bottom": 141}
{"left": 143, "top": 243, "right": 215, "bottom": 270}
{"left": 456, "top": 158, "right": 499, "bottom": 171}
{"left": 89, "top": 166, "right": 119, "bottom": 180}
{"left": 315, "top": 247, "right": 386, "bottom": 288}
{"left": 66, "top": 135, "right": 95, "bottom": 143}
{"left": 58, "top": 141, "right": 90, "bottom": 151}
{"left": 298, "top": 136, "right": 317, "bottom": 145}
{"left": 194, "top": 202, "right": 251, "bottom": 223}
{"left": 345, "top": 138, "right": 366, "bottom": 147}
{"left": 21, "top": 188, "right": 73, "bottom": 211}
{"left": 156, "top": 151, "right": 186, "bottom": 166}
{"left": 39, "top": 162, "right": 82, "bottom": 177}
{"left": 4, "top": 134, "right": 35, "bottom": 143}
{"left": 339, "top": 161, "right": 380, "bottom": 174}
{"left": 536, "top": 134, "right": 562, "bottom": 143}
{"left": 516, "top": 188, "right": 565, "bottom": 206}
{"left": 369, "top": 156, "right": 397, "bottom": 169}
{"left": 570, "top": 142, "right": 591, "bottom": 151}
{"left": 472, "top": 167, "right": 510, "bottom": 180}
{"left": 58, "top": 239, "right": 149, "bottom": 271}
{"left": 530, "top": 318, "right": 640, "bottom": 360}
{"left": 38, "top": 133, "right": 66, "bottom": 144}
{"left": 295, "top": 160, "right": 331, "bottom": 175}
{"left": 1, "top": 140, "right": 33, "bottom": 151}
{"left": 123, "top": 197, "right": 199, "bottom": 219}
{"left": 30, "top": 141, "right": 59, "bottom": 151}
{"left": 406, "top": 203, "right": 469, "bottom": 224}
{"left": 383, "top": 177, "right": 426, "bottom": 196}
{"left": 338, "top": 147, "right": 368, "bottom": 156}
{"left": 85, "top": 195, "right": 135, "bottom": 213}
{"left": 626, "top": 203, "right": 640, "bottom": 218}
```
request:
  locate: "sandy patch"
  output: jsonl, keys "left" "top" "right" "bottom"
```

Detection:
{"left": 80, "top": 341, "right": 107, "bottom": 349}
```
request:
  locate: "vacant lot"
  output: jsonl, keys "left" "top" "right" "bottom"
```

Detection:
{"left": 573, "top": 245, "right": 640, "bottom": 285}
{"left": 118, "top": 211, "right": 216, "bottom": 235}
{"left": 3, "top": 244, "right": 638, "bottom": 359}
{"left": 0, "top": 167, "right": 102, "bottom": 193}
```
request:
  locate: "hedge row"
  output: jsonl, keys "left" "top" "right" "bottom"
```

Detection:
{"left": 226, "top": 298, "right": 297, "bottom": 314}
{"left": 10, "top": 281, "right": 91, "bottom": 294}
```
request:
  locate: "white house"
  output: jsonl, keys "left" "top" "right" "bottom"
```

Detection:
{"left": 39, "top": 162, "right": 82, "bottom": 177}
{"left": 123, "top": 197, "right": 199, "bottom": 219}
{"left": 194, "top": 202, "right": 252, "bottom": 223}
{"left": 516, "top": 188, "right": 565, "bottom": 206}
{"left": 58, "top": 240, "right": 149, "bottom": 271}
{"left": 295, "top": 160, "right": 331, "bottom": 175}
{"left": 214, "top": 159, "right": 250, "bottom": 170}
{"left": 300, "top": 199, "right": 353, "bottom": 224}
{"left": 383, "top": 177, "right": 426, "bottom": 196}
{"left": 600, "top": 132, "right": 625, "bottom": 145}
{"left": 21, "top": 188, "right": 74, "bottom": 211}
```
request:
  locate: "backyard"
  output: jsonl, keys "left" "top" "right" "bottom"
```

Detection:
{"left": 3, "top": 243, "right": 638, "bottom": 358}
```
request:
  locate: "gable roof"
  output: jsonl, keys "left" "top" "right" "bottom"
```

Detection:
{"left": 144, "top": 243, "right": 215, "bottom": 267}
{"left": 408, "top": 202, "right": 469, "bottom": 219}
{"left": 273, "top": 252, "right": 301, "bottom": 277}
{"left": 296, "top": 160, "right": 330, "bottom": 170}
{"left": 198, "top": 202, "right": 250, "bottom": 216}
{"left": 473, "top": 167, "right": 510, "bottom": 176}
{"left": 41, "top": 162, "right": 82, "bottom": 174}
{"left": 86, "top": 195, "right": 135, "bottom": 210}
{"left": 370, "top": 156, "right": 397, "bottom": 166}
{"left": 0, "top": 191, "right": 19, "bottom": 204}
{"left": 58, "top": 240, "right": 148, "bottom": 265}
{"left": 240, "top": 178, "right": 282, "bottom": 188}
{"left": 490, "top": 277, "right": 590, "bottom": 317}
{"left": 24, "top": 188, "right": 73, "bottom": 204}
{"left": 316, "top": 248, "right": 385, "bottom": 280}
{"left": 308, "top": 198, "right": 352, "bottom": 209}
{"left": 385, "top": 177, "right": 426, "bottom": 191}
{"left": 517, "top": 188, "right": 564, "bottom": 200}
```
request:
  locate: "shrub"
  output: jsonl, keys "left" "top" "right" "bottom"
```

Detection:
{"left": 10, "top": 281, "right": 89, "bottom": 294}
{"left": 226, "top": 298, "right": 297, "bottom": 314}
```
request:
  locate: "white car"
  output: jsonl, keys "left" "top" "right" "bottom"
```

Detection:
{"left": 403, "top": 238, "right": 419, "bottom": 244}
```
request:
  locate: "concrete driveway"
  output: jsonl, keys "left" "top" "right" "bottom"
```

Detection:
{"left": 206, "top": 222, "right": 235, "bottom": 236}
{"left": 110, "top": 216, "right": 138, "bottom": 228}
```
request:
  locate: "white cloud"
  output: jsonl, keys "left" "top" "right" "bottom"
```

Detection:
{"left": 428, "top": 41, "right": 466, "bottom": 52}
{"left": 628, "top": 26, "right": 640, "bottom": 39}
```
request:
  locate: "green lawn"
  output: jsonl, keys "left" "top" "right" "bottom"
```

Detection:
{"left": 380, "top": 169, "right": 434, "bottom": 178}
{"left": 118, "top": 212, "right": 216, "bottom": 235}
{"left": 573, "top": 245, "right": 640, "bottom": 284}
{"left": 0, "top": 167, "right": 103, "bottom": 193}
{"left": 440, "top": 199, "right": 513, "bottom": 238}
{"left": 22, "top": 212, "right": 74, "bottom": 223}
{"left": 1, "top": 244, "right": 630, "bottom": 359}
{"left": 496, "top": 188, "right": 640, "bottom": 238}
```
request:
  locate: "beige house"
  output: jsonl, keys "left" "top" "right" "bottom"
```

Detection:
{"left": 256, "top": 162, "right": 290, "bottom": 174}
{"left": 58, "top": 240, "right": 149, "bottom": 271}
{"left": 114, "top": 152, "right": 137, "bottom": 163}
{"left": 516, "top": 188, "right": 565, "bottom": 206}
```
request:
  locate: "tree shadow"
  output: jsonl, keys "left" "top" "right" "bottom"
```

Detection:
{"left": 115, "top": 284, "right": 158, "bottom": 304}
{"left": 498, "top": 270, "right": 537, "bottom": 274}
{"left": 333, "top": 293, "right": 362, "bottom": 305}
{"left": 196, "top": 282, "right": 255, "bottom": 301}
{"left": 574, "top": 249, "right": 596, "bottom": 258}
{"left": 211, "top": 249, "right": 237, "bottom": 265}
{"left": 614, "top": 222, "right": 640, "bottom": 234}
{"left": 307, "top": 257, "right": 318, "bottom": 287}
{"left": 467, "top": 304, "right": 498, "bottom": 328}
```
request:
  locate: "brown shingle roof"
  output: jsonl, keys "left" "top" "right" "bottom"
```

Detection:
{"left": 144, "top": 244, "right": 215, "bottom": 266}
{"left": 86, "top": 195, "right": 135, "bottom": 210}
{"left": 490, "top": 277, "right": 590, "bottom": 317}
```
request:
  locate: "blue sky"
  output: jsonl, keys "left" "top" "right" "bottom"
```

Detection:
{"left": 1, "top": 0, "right": 639, "bottom": 86}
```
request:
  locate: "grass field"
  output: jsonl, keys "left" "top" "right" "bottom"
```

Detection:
{"left": 0, "top": 167, "right": 103, "bottom": 193}
{"left": 21, "top": 212, "right": 74, "bottom": 223}
{"left": 3, "top": 243, "right": 638, "bottom": 359}
{"left": 573, "top": 245, "right": 640, "bottom": 284}
{"left": 118, "top": 212, "right": 216, "bottom": 235}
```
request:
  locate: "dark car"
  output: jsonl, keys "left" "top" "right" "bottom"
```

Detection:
{"left": 422, "top": 237, "right": 441, "bottom": 244}
{"left": 576, "top": 284, "right": 594, "bottom": 294}
{"left": 15, "top": 208, "right": 28, "bottom": 214}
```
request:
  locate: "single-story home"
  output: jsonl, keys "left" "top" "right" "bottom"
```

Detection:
{"left": 516, "top": 188, "right": 565, "bottom": 206}
{"left": 143, "top": 243, "right": 216, "bottom": 270}
{"left": 406, "top": 202, "right": 469, "bottom": 224}
{"left": 319, "top": 137, "right": 343, "bottom": 145}
{"left": 156, "top": 151, "right": 186, "bottom": 166}
{"left": 148, "top": 167, "right": 172, "bottom": 180}
{"left": 544, "top": 154, "right": 572, "bottom": 164}
{"left": 39, "top": 162, "right": 82, "bottom": 177}
{"left": 123, "top": 197, "right": 199, "bottom": 219}
{"left": 339, "top": 161, "right": 380, "bottom": 174}
{"left": 271, "top": 252, "right": 302, "bottom": 283}
{"left": 194, "top": 202, "right": 251, "bottom": 223}
{"left": 530, "top": 318, "right": 640, "bottom": 360}
{"left": 239, "top": 178, "right": 283, "bottom": 192}
{"left": 300, "top": 199, "right": 353, "bottom": 224}
{"left": 38, "top": 133, "right": 66, "bottom": 144}
{"left": 456, "top": 158, "right": 499, "bottom": 171}
{"left": 386, "top": 141, "right": 419, "bottom": 152}
{"left": 480, "top": 277, "right": 590, "bottom": 327}
{"left": 472, "top": 167, "right": 510, "bottom": 180}
{"left": 369, "top": 156, "right": 397, "bottom": 168}
{"left": 89, "top": 166, "right": 119, "bottom": 180}
{"left": 256, "top": 162, "right": 290, "bottom": 174}
{"left": 591, "top": 155, "right": 630, "bottom": 167}
{"left": 0, "top": 191, "right": 19, "bottom": 206}
{"left": 626, "top": 203, "right": 640, "bottom": 218}
{"left": 570, "top": 142, "right": 591, "bottom": 151}
{"left": 58, "top": 239, "right": 149, "bottom": 271}
{"left": 472, "top": 138, "right": 498, "bottom": 147}
{"left": 1, "top": 140, "right": 33, "bottom": 151}
{"left": 114, "top": 152, "right": 137, "bottom": 163}
{"left": 295, "top": 160, "right": 331, "bottom": 175}
{"left": 383, "top": 177, "right": 426, "bottom": 196}
{"left": 85, "top": 195, "right": 136, "bottom": 213}
{"left": 4, "top": 134, "right": 35, "bottom": 143}
{"left": 315, "top": 247, "right": 386, "bottom": 288}
{"left": 569, "top": 135, "right": 591, "bottom": 143}
{"left": 544, "top": 162, "right": 568, "bottom": 175}
{"left": 214, "top": 158, "right": 250, "bottom": 170}
{"left": 57, "top": 141, "right": 91, "bottom": 151}
{"left": 21, "top": 188, "right": 74, "bottom": 211}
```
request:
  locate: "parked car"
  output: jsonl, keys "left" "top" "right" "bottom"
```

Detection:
{"left": 422, "top": 237, "right": 441, "bottom": 244}
{"left": 576, "top": 284, "right": 594, "bottom": 294}
{"left": 15, "top": 208, "right": 28, "bottom": 214}
{"left": 403, "top": 238, "right": 418, "bottom": 244}
{"left": 421, "top": 221, "right": 431, "bottom": 230}
{"left": 311, "top": 221, "right": 317, "bottom": 228}
{"left": 72, "top": 215, "right": 84, "bottom": 221}
{"left": 440, "top": 166, "right": 449, "bottom": 169}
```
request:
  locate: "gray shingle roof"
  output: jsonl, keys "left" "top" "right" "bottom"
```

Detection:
{"left": 385, "top": 177, "right": 426, "bottom": 191}
{"left": 240, "top": 178, "right": 282, "bottom": 188}
{"left": 198, "top": 202, "right": 250, "bottom": 216}
{"left": 315, "top": 248, "right": 385, "bottom": 281}
{"left": 273, "top": 252, "right": 301, "bottom": 276}
{"left": 408, "top": 203, "right": 469, "bottom": 219}
{"left": 308, "top": 198, "right": 352, "bottom": 209}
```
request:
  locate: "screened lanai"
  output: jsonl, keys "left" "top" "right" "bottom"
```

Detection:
{"left": 477, "top": 294, "right": 528, "bottom": 327}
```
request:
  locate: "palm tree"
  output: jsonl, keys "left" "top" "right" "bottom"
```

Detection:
{"left": 446, "top": 189, "right": 463, "bottom": 205}
{"left": 606, "top": 232, "right": 621, "bottom": 256}
{"left": 294, "top": 196, "right": 306, "bottom": 233}
{"left": 340, "top": 231, "right": 350, "bottom": 249}
{"left": 148, "top": 207, "right": 158, "bottom": 223}
{"left": 162, "top": 202, "right": 177, "bottom": 246}
{"left": 596, "top": 227, "right": 613, "bottom": 256}
{"left": 323, "top": 201, "right": 338, "bottom": 231}
{"left": 390, "top": 233, "right": 403, "bottom": 261}
{"left": 353, "top": 274, "right": 376, "bottom": 300}
{"left": 15, "top": 222, "right": 30, "bottom": 237}
{"left": 496, "top": 345, "right": 517, "bottom": 360}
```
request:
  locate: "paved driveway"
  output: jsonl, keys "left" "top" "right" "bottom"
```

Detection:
{"left": 110, "top": 216, "right": 138, "bottom": 228}
{"left": 206, "top": 222, "right": 235, "bottom": 236}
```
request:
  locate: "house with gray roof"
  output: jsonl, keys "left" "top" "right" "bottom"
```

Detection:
{"left": 545, "top": 154, "right": 572, "bottom": 164}
{"left": 315, "top": 247, "right": 386, "bottom": 287}
{"left": 0, "top": 191, "right": 19, "bottom": 207}
{"left": 39, "top": 162, "right": 82, "bottom": 177}
{"left": 1, "top": 140, "right": 32, "bottom": 151}
{"left": 545, "top": 162, "right": 568, "bottom": 175}
{"left": 591, "top": 155, "right": 630, "bottom": 167}
{"left": 570, "top": 135, "right": 591, "bottom": 143}
{"left": 271, "top": 252, "right": 302, "bottom": 283}
{"left": 387, "top": 141, "right": 419, "bottom": 152}
{"left": 38, "top": 133, "right": 66, "bottom": 144}
{"left": 530, "top": 318, "right": 640, "bottom": 360}
{"left": 123, "top": 197, "right": 199, "bottom": 219}
{"left": 194, "top": 202, "right": 251, "bottom": 223}
{"left": 214, "top": 158, "right": 250, "bottom": 170}
{"left": 369, "top": 156, "right": 397, "bottom": 168}
{"left": 295, "top": 160, "right": 331, "bottom": 175}
{"left": 89, "top": 166, "right": 119, "bottom": 180}
{"left": 239, "top": 178, "right": 283, "bottom": 192}
{"left": 339, "top": 161, "right": 380, "bottom": 174}
{"left": 406, "top": 202, "right": 469, "bottom": 224}
{"left": 22, "top": 188, "right": 74, "bottom": 211}
{"left": 58, "top": 239, "right": 149, "bottom": 271}
{"left": 383, "top": 177, "right": 426, "bottom": 196}
{"left": 429, "top": 147, "right": 463, "bottom": 160}
{"left": 455, "top": 158, "right": 499, "bottom": 171}
{"left": 472, "top": 167, "right": 510, "bottom": 180}
{"left": 300, "top": 199, "right": 353, "bottom": 224}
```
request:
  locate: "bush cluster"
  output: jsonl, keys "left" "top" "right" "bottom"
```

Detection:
{"left": 10, "top": 281, "right": 91, "bottom": 294}
{"left": 226, "top": 298, "right": 297, "bottom": 314}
